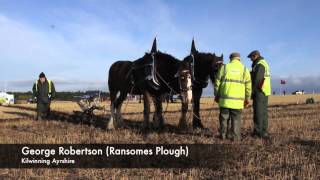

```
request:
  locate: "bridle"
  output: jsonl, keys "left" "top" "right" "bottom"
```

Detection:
{"left": 129, "top": 53, "right": 193, "bottom": 102}
{"left": 143, "top": 52, "right": 192, "bottom": 95}
{"left": 178, "top": 70, "right": 192, "bottom": 92}
{"left": 159, "top": 67, "right": 192, "bottom": 95}
{"left": 189, "top": 54, "right": 210, "bottom": 88}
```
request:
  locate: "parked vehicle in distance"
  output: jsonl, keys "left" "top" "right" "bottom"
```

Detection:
{"left": 0, "top": 92, "right": 15, "bottom": 105}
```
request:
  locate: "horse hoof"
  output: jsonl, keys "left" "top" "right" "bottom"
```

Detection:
{"left": 142, "top": 122, "right": 150, "bottom": 130}
{"left": 117, "top": 122, "right": 124, "bottom": 129}
{"left": 178, "top": 122, "right": 188, "bottom": 130}
{"left": 155, "top": 124, "right": 165, "bottom": 131}
{"left": 107, "top": 124, "right": 115, "bottom": 130}
{"left": 118, "top": 118, "right": 124, "bottom": 126}
{"left": 107, "top": 118, "right": 116, "bottom": 130}
{"left": 192, "top": 121, "right": 204, "bottom": 130}
{"left": 154, "top": 121, "right": 164, "bottom": 129}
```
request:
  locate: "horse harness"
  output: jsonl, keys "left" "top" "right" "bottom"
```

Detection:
{"left": 130, "top": 53, "right": 190, "bottom": 94}
{"left": 189, "top": 54, "right": 210, "bottom": 88}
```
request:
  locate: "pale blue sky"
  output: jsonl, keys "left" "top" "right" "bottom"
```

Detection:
{"left": 0, "top": 0, "right": 319, "bottom": 93}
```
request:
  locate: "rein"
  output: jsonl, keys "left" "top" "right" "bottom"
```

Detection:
{"left": 156, "top": 71, "right": 178, "bottom": 95}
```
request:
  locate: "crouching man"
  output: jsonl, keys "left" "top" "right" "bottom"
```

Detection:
{"left": 32, "top": 72, "right": 56, "bottom": 120}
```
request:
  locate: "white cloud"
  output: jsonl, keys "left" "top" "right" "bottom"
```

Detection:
{"left": 1, "top": 1, "right": 319, "bottom": 93}
{"left": 0, "top": 1, "right": 191, "bottom": 91}
{"left": 0, "top": 13, "right": 145, "bottom": 83}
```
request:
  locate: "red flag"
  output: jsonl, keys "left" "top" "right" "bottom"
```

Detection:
{"left": 280, "top": 80, "right": 286, "bottom": 84}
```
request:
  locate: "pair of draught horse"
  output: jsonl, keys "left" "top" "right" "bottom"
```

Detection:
{"left": 108, "top": 38, "right": 223, "bottom": 130}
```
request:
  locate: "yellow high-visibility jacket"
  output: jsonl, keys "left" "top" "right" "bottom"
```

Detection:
{"left": 35, "top": 79, "right": 53, "bottom": 93}
{"left": 253, "top": 59, "right": 271, "bottom": 96}
{"left": 214, "top": 59, "right": 252, "bottom": 109}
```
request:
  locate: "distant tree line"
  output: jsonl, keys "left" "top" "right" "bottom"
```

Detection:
{"left": 8, "top": 91, "right": 110, "bottom": 101}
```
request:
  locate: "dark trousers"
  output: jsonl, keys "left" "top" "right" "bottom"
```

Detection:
{"left": 253, "top": 92, "right": 269, "bottom": 136}
{"left": 37, "top": 101, "right": 50, "bottom": 119}
{"left": 219, "top": 107, "right": 242, "bottom": 140}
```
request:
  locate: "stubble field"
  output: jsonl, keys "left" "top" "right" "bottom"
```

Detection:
{"left": 0, "top": 94, "right": 319, "bottom": 179}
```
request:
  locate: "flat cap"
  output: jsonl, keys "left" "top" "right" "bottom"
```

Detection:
{"left": 39, "top": 72, "right": 46, "bottom": 78}
{"left": 247, "top": 50, "right": 260, "bottom": 58}
{"left": 229, "top": 52, "right": 241, "bottom": 59}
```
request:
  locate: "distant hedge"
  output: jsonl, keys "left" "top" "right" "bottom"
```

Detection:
{"left": 8, "top": 91, "right": 110, "bottom": 101}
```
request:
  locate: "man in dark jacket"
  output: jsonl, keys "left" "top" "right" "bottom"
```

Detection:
{"left": 248, "top": 50, "right": 271, "bottom": 139}
{"left": 32, "top": 72, "right": 56, "bottom": 120}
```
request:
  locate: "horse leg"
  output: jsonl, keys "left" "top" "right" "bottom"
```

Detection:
{"left": 192, "top": 88, "right": 204, "bottom": 129}
{"left": 108, "top": 91, "right": 117, "bottom": 130}
{"left": 153, "top": 95, "right": 164, "bottom": 129}
{"left": 115, "top": 91, "right": 127, "bottom": 127}
{"left": 116, "top": 103, "right": 123, "bottom": 125}
{"left": 108, "top": 103, "right": 115, "bottom": 129}
{"left": 178, "top": 98, "right": 188, "bottom": 130}
{"left": 143, "top": 91, "right": 151, "bottom": 129}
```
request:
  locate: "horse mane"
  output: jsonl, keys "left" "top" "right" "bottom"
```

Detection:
{"left": 196, "top": 52, "right": 216, "bottom": 60}
{"left": 143, "top": 51, "right": 180, "bottom": 64}
{"left": 156, "top": 51, "right": 180, "bottom": 62}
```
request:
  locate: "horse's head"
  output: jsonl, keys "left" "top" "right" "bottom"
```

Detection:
{"left": 151, "top": 37, "right": 192, "bottom": 103}
{"left": 183, "top": 39, "right": 224, "bottom": 88}
{"left": 135, "top": 38, "right": 192, "bottom": 103}
{"left": 210, "top": 54, "right": 224, "bottom": 85}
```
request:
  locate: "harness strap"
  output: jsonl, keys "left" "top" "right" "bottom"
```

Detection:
{"left": 151, "top": 53, "right": 160, "bottom": 86}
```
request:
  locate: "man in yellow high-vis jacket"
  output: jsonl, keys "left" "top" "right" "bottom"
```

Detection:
{"left": 248, "top": 50, "right": 271, "bottom": 138}
{"left": 214, "top": 53, "right": 252, "bottom": 141}
{"left": 32, "top": 72, "right": 56, "bottom": 120}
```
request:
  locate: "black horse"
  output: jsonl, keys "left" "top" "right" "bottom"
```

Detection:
{"left": 108, "top": 38, "right": 192, "bottom": 129}
{"left": 183, "top": 39, "right": 224, "bottom": 129}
